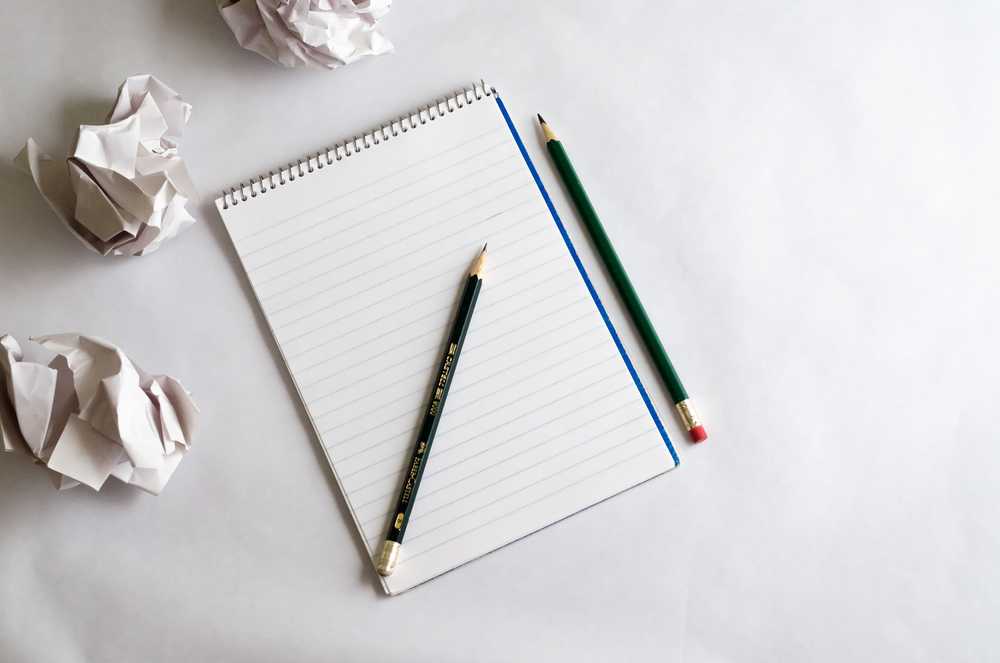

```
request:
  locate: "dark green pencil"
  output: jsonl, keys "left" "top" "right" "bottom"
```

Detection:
{"left": 537, "top": 115, "right": 707, "bottom": 443}
{"left": 375, "top": 244, "right": 487, "bottom": 577}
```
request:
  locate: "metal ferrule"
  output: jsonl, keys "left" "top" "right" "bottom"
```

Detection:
{"left": 675, "top": 399, "right": 701, "bottom": 431}
{"left": 375, "top": 541, "right": 401, "bottom": 577}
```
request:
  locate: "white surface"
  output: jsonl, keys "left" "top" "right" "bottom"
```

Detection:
{"left": 0, "top": 1, "right": 997, "bottom": 660}
{"left": 218, "top": 92, "right": 677, "bottom": 595}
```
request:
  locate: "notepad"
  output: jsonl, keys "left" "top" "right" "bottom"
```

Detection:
{"left": 215, "top": 82, "right": 678, "bottom": 594}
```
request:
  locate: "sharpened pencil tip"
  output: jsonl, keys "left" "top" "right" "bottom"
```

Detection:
{"left": 470, "top": 243, "right": 488, "bottom": 277}
{"left": 538, "top": 115, "right": 558, "bottom": 142}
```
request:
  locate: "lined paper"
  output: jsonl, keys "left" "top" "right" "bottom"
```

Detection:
{"left": 217, "top": 91, "right": 676, "bottom": 594}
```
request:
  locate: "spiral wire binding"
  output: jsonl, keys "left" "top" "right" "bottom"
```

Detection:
{"left": 221, "top": 80, "right": 496, "bottom": 209}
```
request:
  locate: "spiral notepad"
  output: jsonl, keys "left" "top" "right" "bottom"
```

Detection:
{"left": 215, "top": 81, "right": 678, "bottom": 594}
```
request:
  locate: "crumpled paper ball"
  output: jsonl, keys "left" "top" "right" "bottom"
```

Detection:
{"left": 0, "top": 334, "right": 198, "bottom": 495}
{"left": 15, "top": 75, "right": 197, "bottom": 257}
{"left": 218, "top": 0, "right": 393, "bottom": 70}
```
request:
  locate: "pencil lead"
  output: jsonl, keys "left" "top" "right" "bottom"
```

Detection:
{"left": 471, "top": 244, "right": 488, "bottom": 277}
{"left": 538, "top": 116, "right": 558, "bottom": 142}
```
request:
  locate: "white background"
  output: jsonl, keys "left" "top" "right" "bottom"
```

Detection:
{"left": 1, "top": 2, "right": 997, "bottom": 661}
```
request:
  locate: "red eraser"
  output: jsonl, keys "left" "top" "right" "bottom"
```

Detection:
{"left": 688, "top": 425, "right": 708, "bottom": 443}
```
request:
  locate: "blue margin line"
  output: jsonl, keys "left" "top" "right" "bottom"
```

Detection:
{"left": 493, "top": 94, "right": 678, "bottom": 466}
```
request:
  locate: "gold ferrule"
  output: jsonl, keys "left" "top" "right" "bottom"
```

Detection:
{"left": 675, "top": 399, "right": 701, "bottom": 431}
{"left": 375, "top": 540, "right": 401, "bottom": 577}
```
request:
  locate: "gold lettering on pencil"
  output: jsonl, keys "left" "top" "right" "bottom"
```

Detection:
{"left": 400, "top": 441, "right": 428, "bottom": 505}
{"left": 429, "top": 351, "right": 456, "bottom": 417}
{"left": 394, "top": 513, "right": 404, "bottom": 529}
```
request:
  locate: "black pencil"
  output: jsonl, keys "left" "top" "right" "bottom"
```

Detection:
{"left": 375, "top": 244, "right": 488, "bottom": 577}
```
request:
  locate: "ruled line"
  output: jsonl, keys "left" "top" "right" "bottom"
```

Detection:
{"left": 275, "top": 239, "right": 485, "bottom": 344}
{"left": 231, "top": 127, "right": 505, "bottom": 243}
{"left": 270, "top": 220, "right": 553, "bottom": 344}
{"left": 240, "top": 139, "right": 514, "bottom": 261}
{"left": 264, "top": 190, "right": 535, "bottom": 315}
{"left": 338, "top": 362, "right": 623, "bottom": 481}
{"left": 304, "top": 286, "right": 590, "bottom": 396}
{"left": 257, "top": 174, "right": 529, "bottom": 303}
{"left": 265, "top": 209, "right": 555, "bottom": 332}
{"left": 404, "top": 423, "right": 650, "bottom": 538}
{"left": 281, "top": 238, "right": 572, "bottom": 365}
{"left": 292, "top": 271, "right": 579, "bottom": 385}
{"left": 287, "top": 261, "right": 575, "bottom": 367}
{"left": 335, "top": 355, "right": 618, "bottom": 478}
{"left": 246, "top": 161, "right": 525, "bottom": 274}
{"left": 267, "top": 205, "right": 544, "bottom": 329}
{"left": 250, "top": 159, "right": 522, "bottom": 285}
{"left": 396, "top": 429, "right": 654, "bottom": 546}
{"left": 351, "top": 388, "right": 640, "bottom": 512}
{"left": 453, "top": 309, "right": 596, "bottom": 370}
{"left": 326, "top": 329, "right": 605, "bottom": 442}
{"left": 360, "top": 413, "right": 648, "bottom": 531}
{"left": 396, "top": 439, "right": 657, "bottom": 564}
{"left": 311, "top": 310, "right": 599, "bottom": 424}
{"left": 310, "top": 295, "right": 591, "bottom": 411}
{"left": 341, "top": 373, "right": 631, "bottom": 494}
{"left": 281, "top": 224, "right": 561, "bottom": 356}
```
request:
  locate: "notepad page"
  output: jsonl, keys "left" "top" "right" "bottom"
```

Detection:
{"left": 217, "top": 93, "right": 677, "bottom": 594}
